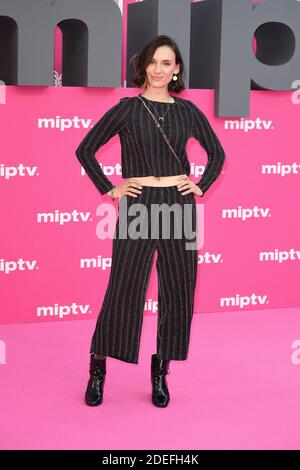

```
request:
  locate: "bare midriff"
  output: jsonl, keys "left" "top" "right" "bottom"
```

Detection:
{"left": 125, "top": 174, "right": 187, "bottom": 187}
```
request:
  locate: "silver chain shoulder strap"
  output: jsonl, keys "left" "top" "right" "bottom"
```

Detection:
{"left": 137, "top": 96, "right": 185, "bottom": 172}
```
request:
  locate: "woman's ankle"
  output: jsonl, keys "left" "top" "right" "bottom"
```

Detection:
{"left": 94, "top": 353, "right": 106, "bottom": 360}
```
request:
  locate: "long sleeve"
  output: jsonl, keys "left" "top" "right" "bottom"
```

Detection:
{"left": 190, "top": 101, "right": 226, "bottom": 197}
{"left": 75, "top": 97, "right": 130, "bottom": 195}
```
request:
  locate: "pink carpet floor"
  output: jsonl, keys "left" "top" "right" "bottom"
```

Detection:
{"left": 0, "top": 307, "right": 299, "bottom": 450}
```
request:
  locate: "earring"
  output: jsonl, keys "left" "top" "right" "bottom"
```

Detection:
{"left": 172, "top": 74, "right": 178, "bottom": 81}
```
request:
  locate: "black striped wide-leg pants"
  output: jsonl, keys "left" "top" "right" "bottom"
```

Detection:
{"left": 89, "top": 185, "right": 199, "bottom": 364}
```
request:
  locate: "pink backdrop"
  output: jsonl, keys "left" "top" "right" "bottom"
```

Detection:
{"left": 1, "top": 0, "right": 299, "bottom": 325}
{"left": 1, "top": 85, "right": 299, "bottom": 325}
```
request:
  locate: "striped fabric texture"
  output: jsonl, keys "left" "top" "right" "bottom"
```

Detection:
{"left": 89, "top": 185, "right": 198, "bottom": 364}
{"left": 75, "top": 94, "right": 226, "bottom": 197}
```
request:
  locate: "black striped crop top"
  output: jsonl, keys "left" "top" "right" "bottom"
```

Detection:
{"left": 75, "top": 94, "right": 226, "bottom": 197}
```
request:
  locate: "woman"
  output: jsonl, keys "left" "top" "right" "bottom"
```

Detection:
{"left": 75, "top": 35, "right": 226, "bottom": 408}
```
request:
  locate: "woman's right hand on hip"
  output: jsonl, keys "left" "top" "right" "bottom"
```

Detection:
{"left": 108, "top": 180, "right": 143, "bottom": 200}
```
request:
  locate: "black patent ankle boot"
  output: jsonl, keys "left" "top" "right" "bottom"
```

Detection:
{"left": 85, "top": 354, "right": 106, "bottom": 406}
{"left": 151, "top": 354, "right": 170, "bottom": 407}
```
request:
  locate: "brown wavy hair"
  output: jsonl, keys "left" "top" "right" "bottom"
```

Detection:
{"left": 130, "top": 35, "right": 186, "bottom": 94}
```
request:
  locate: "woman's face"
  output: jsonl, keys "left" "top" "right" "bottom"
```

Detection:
{"left": 144, "top": 45, "right": 180, "bottom": 90}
